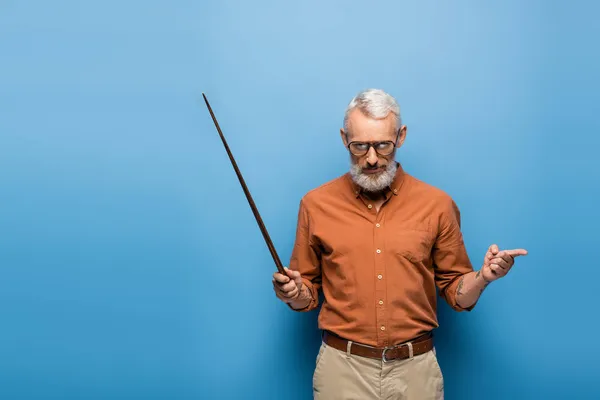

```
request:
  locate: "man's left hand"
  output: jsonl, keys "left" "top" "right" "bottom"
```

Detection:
{"left": 480, "top": 244, "right": 528, "bottom": 282}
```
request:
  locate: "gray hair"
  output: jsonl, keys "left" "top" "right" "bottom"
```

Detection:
{"left": 343, "top": 88, "right": 401, "bottom": 132}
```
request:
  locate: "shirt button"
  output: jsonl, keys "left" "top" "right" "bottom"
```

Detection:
{"left": 376, "top": 223, "right": 380, "bottom": 228}
{"left": 367, "top": 204, "right": 373, "bottom": 209}
{"left": 378, "top": 274, "right": 383, "bottom": 279}
{"left": 381, "top": 326, "right": 386, "bottom": 331}
{"left": 379, "top": 300, "right": 383, "bottom": 305}
{"left": 376, "top": 249, "right": 381, "bottom": 254}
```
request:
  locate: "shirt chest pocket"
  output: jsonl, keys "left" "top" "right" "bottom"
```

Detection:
{"left": 387, "top": 221, "right": 434, "bottom": 263}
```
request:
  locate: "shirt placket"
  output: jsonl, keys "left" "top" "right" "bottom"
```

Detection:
{"left": 373, "top": 209, "right": 387, "bottom": 347}
{"left": 362, "top": 197, "right": 388, "bottom": 348}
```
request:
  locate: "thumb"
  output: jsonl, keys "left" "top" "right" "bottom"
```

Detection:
{"left": 489, "top": 244, "right": 499, "bottom": 255}
{"left": 288, "top": 269, "right": 303, "bottom": 285}
{"left": 284, "top": 267, "right": 300, "bottom": 279}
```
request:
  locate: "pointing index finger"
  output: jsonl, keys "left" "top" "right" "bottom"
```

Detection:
{"left": 505, "top": 249, "right": 528, "bottom": 257}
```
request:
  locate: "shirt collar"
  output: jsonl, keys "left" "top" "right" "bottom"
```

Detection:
{"left": 347, "top": 162, "right": 406, "bottom": 198}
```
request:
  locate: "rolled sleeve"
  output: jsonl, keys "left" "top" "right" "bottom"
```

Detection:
{"left": 287, "top": 198, "right": 322, "bottom": 312}
{"left": 432, "top": 197, "right": 475, "bottom": 312}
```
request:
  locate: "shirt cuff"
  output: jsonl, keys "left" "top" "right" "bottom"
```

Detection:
{"left": 443, "top": 275, "right": 477, "bottom": 312}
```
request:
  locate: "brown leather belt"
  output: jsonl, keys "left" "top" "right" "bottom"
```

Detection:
{"left": 322, "top": 331, "right": 434, "bottom": 362}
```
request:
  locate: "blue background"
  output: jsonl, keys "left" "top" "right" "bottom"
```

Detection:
{"left": 1, "top": 1, "right": 599, "bottom": 399}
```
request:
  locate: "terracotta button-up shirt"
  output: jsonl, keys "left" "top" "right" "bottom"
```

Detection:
{"left": 288, "top": 163, "right": 475, "bottom": 347}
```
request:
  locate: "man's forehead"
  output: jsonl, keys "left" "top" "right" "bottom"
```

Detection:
{"left": 346, "top": 119, "right": 396, "bottom": 141}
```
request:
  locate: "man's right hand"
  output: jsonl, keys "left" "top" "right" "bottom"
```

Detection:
{"left": 272, "top": 267, "right": 304, "bottom": 303}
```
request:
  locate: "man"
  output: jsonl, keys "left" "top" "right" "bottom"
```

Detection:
{"left": 272, "top": 88, "right": 527, "bottom": 399}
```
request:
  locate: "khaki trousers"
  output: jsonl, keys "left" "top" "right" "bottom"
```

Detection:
{"left": 312, "top": 341, "right": 444, "bottom": 400}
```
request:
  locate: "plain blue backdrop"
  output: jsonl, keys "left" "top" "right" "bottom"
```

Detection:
{"left": 1, "top": 1, "right": 599, "bottom": 399}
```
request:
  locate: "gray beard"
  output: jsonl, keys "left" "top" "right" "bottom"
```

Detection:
{"left": 350, "top": 161, "right": 397, "bottom": 192}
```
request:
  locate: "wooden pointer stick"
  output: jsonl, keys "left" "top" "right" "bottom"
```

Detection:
{"left": 202, "top": 93, "right": 286, "bottom": 275}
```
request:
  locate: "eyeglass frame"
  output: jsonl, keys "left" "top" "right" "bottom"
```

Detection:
{"left": 345, "top": 129, "right": 401, "bottom": 156}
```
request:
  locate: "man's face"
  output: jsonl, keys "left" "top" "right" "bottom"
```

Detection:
{"left": 341, "top": 109, "right": 406, "bottom": 191}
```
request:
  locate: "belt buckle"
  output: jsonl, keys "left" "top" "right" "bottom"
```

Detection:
{"left": 382, "top": 345, "right": 397, "bottom": 363}
{"left": 382, "top": 342, "right": 410, "bottom": 363}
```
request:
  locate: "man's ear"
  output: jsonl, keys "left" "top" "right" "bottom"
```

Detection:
{"left": 396, "top": 125, "right": 407, "bottom": 148}
{"left": 340, "top": 128, "right": 349, "bottom": 147}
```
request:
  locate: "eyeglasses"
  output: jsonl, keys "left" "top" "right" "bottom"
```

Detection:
{"left": 346, "top": 131, "right": 400, "bottom": 157}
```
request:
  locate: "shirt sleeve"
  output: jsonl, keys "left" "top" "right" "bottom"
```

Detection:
{"left": 287, "top": 198, "right": 322, "bottom": 312}
{"left": 432, "top": 196, "right": 476, "bottom": 312}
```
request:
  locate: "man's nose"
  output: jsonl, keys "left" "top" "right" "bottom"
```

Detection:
{"left": 366, "top": 146, "right": 379, "bottom": 165}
